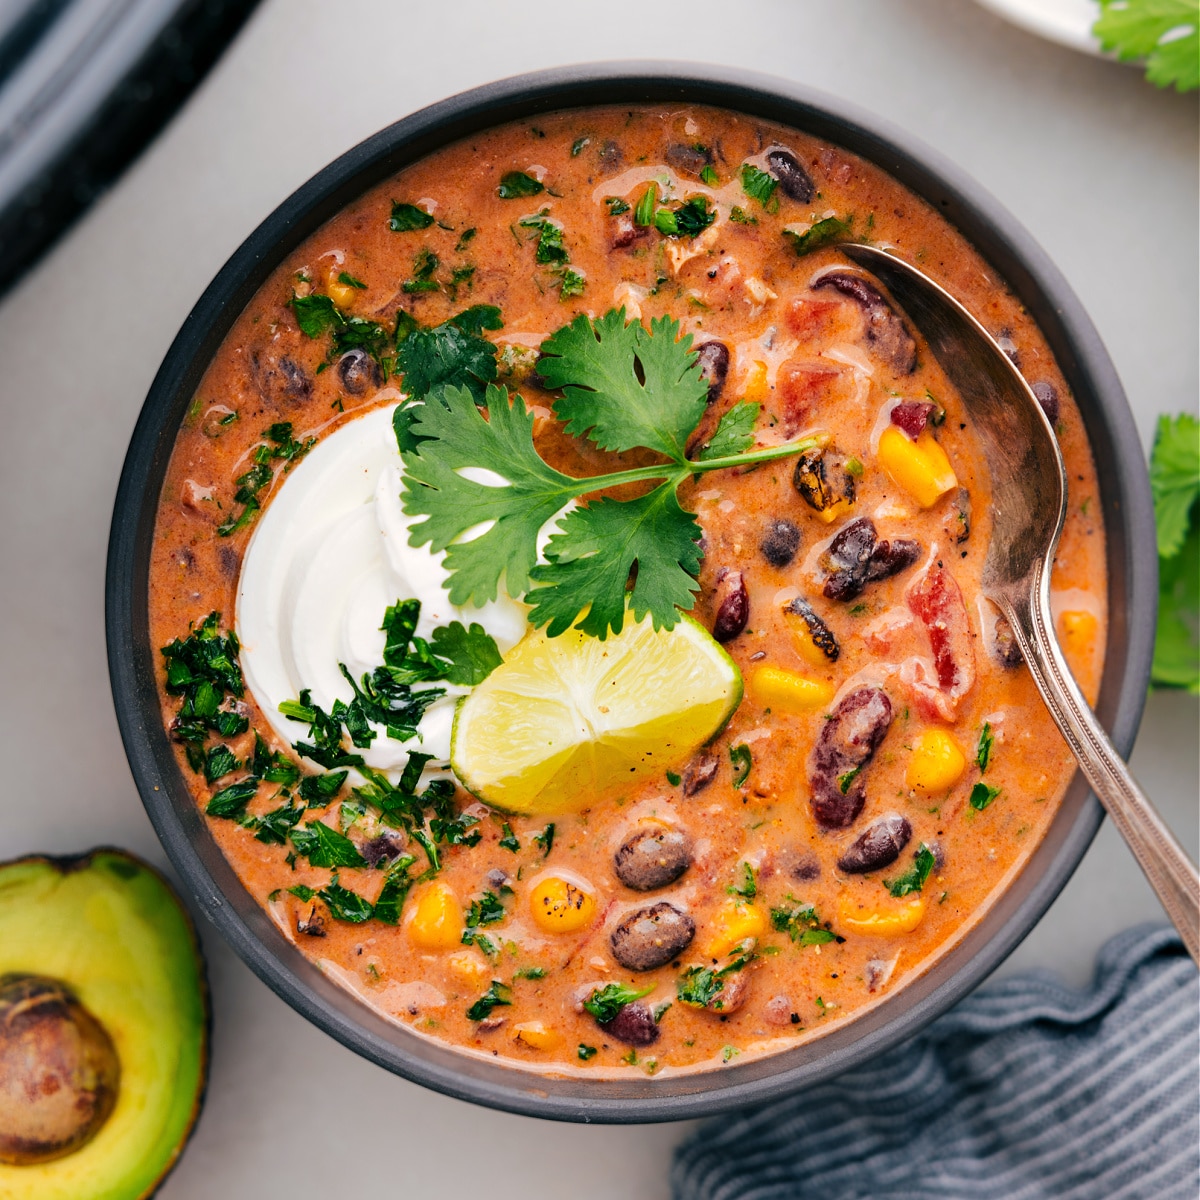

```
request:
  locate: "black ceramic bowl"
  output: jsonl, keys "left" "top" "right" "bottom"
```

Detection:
{"left": 106, "top": 62, "right": 1156, "bottom": 1123}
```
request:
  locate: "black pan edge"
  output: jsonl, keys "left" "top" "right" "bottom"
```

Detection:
{"left": 106, "top": 61, "right": 1156, "bottom": 1124}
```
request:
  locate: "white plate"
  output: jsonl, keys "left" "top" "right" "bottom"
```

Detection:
{"left": 969, "top": 0, "right": 1107, "bottom": 57}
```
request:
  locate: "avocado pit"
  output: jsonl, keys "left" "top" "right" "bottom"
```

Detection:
{"left": 0, "top": 973, "right": 120, "bottom": 1166}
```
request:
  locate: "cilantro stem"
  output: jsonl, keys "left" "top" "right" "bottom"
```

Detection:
{"left": 564, "top": 435, "right": 823, "bottom": 494}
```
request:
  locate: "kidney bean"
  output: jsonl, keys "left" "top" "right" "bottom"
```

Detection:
{"left": 682, "top": 751, "right": 720, "bottom": 796}
{"left": 1031, "top": 380, "right": 1060, "bottom": 427}
{"left": 666, "top": 142, "right": 713, "bottom": 177}
{"left": 337, "top": 348, "right": 382, "bottom": 395}
{"left": 600, "top": 1001, "right": 659, "bottom": 1046}
{"left": 712, "top": 570, "right": 749, "bottom": 642}
{"left": 865, "top": 538, "right": 922, "bottom": 583}
{"left": 695, "top": 340, "right": 730, "bottom": 404}
{"left": 808, "top": 686, "right": 893, "bottom": 828}
{"left": 764, "top": 994, "right": 799, "bottom": 1026}
{"left": 614, "top": 826, "right": 693, "bottom": 891}
{"left": 890, "top": 400, "right": 937, "bottom": 439}
{"left": 836, "top": 814, "right": 912, "bottom": 873}
{"left": 611, "top": 214, "right": 644, "bottom": 249}
{"left": 707, "top": 970, "right": 750, "bottom": 1014}
{"left": 761, "top": 519, "right": 802, "bottom": 567}
{"left": 610, "top": 902, "right": 695, "bottom": 971}
{"left": 766, "top": 147, "right": 816, "bottom": 202}
{"left": 812, "top": 271, "right": 917, "bottom": 375}
{"left": 821, "top": 517, "right": 877, "bottom": 601}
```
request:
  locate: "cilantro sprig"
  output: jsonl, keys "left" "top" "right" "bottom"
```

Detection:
{"left": 1150, "top": 413, "right": 1199, "bottom": 690}
{"left": 1093, "top": 0, "right": 1198, "bottom": 91}
{"left": 400, "top": 309, "right": 822, "bottom": 639}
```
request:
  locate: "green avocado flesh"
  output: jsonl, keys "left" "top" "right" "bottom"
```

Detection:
{"left": 0, "top": 851, "right": 208, "bottom": 1199}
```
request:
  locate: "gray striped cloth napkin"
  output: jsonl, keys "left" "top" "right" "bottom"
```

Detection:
{"left": 672, "top": 925, "right": 1198, "bottom": 1200}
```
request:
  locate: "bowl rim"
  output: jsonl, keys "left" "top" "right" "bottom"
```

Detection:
{"left": 106, "top": 60, "right": 1157, "bottom": 1124}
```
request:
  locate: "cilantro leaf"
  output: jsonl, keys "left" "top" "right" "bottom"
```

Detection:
{"left": 784, "top": 215, "right": 852, "bottom": 257}
{"left": 538, "top": 310, "right": 708, "bottom": 461}
{"left": 1150, "top": 413, "right": 1199, "bottom": 557}
{"left": 770, "top": 898, "right": 838, "bottom": 945}
{"left": 401, "top": 383, "right": 579, "bottom": 606}
{"left": 205, "top": 778, "right": 258, "bottom": 819}
{"left": 428, "top": 622, "right": 503, "bottom": 685}
{"left": 885, "top": 844, "right": 937, "bottom": 896}
{"left": 730, "top": 743, "right": 752, "bottom": 788}
{"left": 975, "top": 722, "right": 994, "bottom": 773}
{"left": 498, "top": 171, "right": 543, "bottom": 198}
{"left": 389, "top": 202, "right": 435, "bottom": 231}
{"left": 372, "top": 855, "right": 418, "bottom": 925}
{"left": 1153, "top": 519, "right": 1199, "bottom": 690}
{"left": 395, "top": 308, "right": 502, "bottom": 404}
{"left": 583, "top": 982, "right": 653, "bottom": 1023}
{"left": 698, "top": 401, "right": 760, "bottom": 461}
{"left": 466, "top": 981, "right": 512, "bottom": 1021}
{"left": 676, "top": 954, "right": 753, "bottom": 1009}
{"left": 319, "top": 880, "right": 374, "bottom": 923}
{"left": 969, "top": 782, "right": 1001, "bottom": 811}
{"left": 290, "top": 821, "right": 367, "bottom": 868}
{"left": 1094, "top": 0, "right": 1199, "bottom": 91}
{"left": 740, "top": 163, "right": 779, "bottom": 209}
{"left": 527, "top": 483, "right": 703, "bottom": 638}
{"left": 726, "top": 862, "right": 757, "bottom": 899}
{"left": 289, "top": 292, "right": 341, "bottom": 337}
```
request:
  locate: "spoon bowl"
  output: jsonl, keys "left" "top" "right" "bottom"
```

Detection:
{"left": 841, "top": 243, "right": 1199, "bottom": 964}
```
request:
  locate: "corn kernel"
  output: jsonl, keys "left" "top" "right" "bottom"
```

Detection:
{"left": 743, "top": 360, "right": 769, "bottom": 403}
{"left": 447, "top": 950, "right": 490, "bottom": 990}
{"left": 705, "top": 900, "right": 768, "bottom": 958}
{"left": 408, "top": 882, "right": 463, "bottom": 950}
{"left": 1059, "top": 610, "right": 1098, "bottom": 670}
{"left": 837, "top": 893, "right": 927, "bottom": 936}
{"left": 529, "top": 876, "right": 596, "bottom": 933}
{"left": 325, "top": 270, "right": 358, "bottom": 311}
{"left": 877, "top": 426, "right": 958, "bottom": 509}
{"left": 814, "top": 497, "right": 852, "bottom": 525}
{"left": 751, "top": 666, "right": 836, "bottom": 712}
{"left": 512, "top": 1021, "right": 560, "bottom": 1051}
{"left": 785, "top": 618, "right": 831, "bottom": 670}
{"left": 906, "top": 730, "right": 967, "bottom": 794}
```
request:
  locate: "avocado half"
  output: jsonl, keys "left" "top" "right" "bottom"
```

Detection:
{"left": 0, "top": 849, "right": 208, "bottom": 1199}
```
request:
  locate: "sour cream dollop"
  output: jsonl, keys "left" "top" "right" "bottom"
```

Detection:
{"left": 236, "top": 405, "right": 528, "bottom": 771}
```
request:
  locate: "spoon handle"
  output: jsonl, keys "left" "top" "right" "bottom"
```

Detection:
{"left": 1002, "top": 587, "right": 1200, "bottom": 965}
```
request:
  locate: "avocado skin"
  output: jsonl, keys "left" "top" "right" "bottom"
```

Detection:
{"left": 0, "top": 849, "right": 209, "bottom": 1199}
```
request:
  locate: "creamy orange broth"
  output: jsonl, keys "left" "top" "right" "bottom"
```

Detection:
{"left": 149, "top": 105, "right": 1106, "bottom": 1076}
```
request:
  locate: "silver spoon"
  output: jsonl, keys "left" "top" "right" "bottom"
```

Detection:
{"left": 840, "top": 242, "right": 1199, "bottom": 965}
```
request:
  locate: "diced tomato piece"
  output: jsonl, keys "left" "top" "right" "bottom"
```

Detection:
{"left": 785, "top": 295, "right": 843, "bottom": 339}
{"left": 775, "top": 359, "right": 846, "bottom": 428}
{"left": 905, "top": 565, "right": 976, "bottom": 718}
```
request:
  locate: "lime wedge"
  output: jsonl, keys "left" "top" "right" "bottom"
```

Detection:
{"left": 450, "top": 612, "right": 743, "bottom": 815}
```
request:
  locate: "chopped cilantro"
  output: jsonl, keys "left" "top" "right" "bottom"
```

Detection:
{"left": 466, "top": 981, "right": 512, "bottom": 1021}
{"left": 975, "top": 722, "right": 994, "bottom": 773}
{"left": 290, "top": 821, "right": 367, "bottom": 869}
{"left": 253, "top": 800, "right": 304, "bottom": 845}
{"left": 727, "top": 862, "right": 757, "bottom": 899}
{"left": 287, "top": 884, "right": 317, "bottom": 901}
{"left": 605, "top": 197, "right": 630, "bottom": 215}
{"left": 677, "top": 953, "right": 753, "bottom": 1010}
{"left": 519, "top": 210, "right": 569, "bottom": 265}
{"left": 740, "top": 163, "right": 778, "bottom": 210}
{"left": 532, "top": 823, "right": 556, "bottom": 856}
{"left": 583, "top": 982, "right": 653, "bottom": 1023}
{"left": 498, "top": 823, "right": 520, "bottom": 852}
{"left": 571, "top": 136, "right": 591, "bottom": 156}
{"left": 217, "top": 423, "right": 315, "bottom": 536}
{"left": 455, "top": 227, "right": 477, "bottom": 252}
{"left": 389, "top": 202, "right": 435, "bottom": 231}
{"left": 319, "top": 879, "right": 374, "bottom": 923}
{"left": 205, "top": 777, "right": 258, "bottom": 819}
{"left": 337, "top": 271, "right": 367, "bottom": 289}
{"left": 885, "top": 843, "right": 937, "bottom": 896}
{"left": 969, "top": 782, "right": 1002, "bottom": 811}
{"left": 837, "top": 766, "right": 861, "bottom": 795}
{"left": 666, "top": 770, "right": 682, "bottom": 787}
{"left": 654, "top": 196, "right": 715, "bottom": 239}
{"left": 730, "top": 743, "right": 752, "bottom": 788}
{"left": 729, "top": 205, "right": 756, "bottom": 225}
{"left": 783, "top": 215, "right": 852, "bottom": 257}
{"left": 498, "top": 171, "right": 543, "bottom": 199}
{"left": 515, "top": 965, "right": 546, "bottom": 980}
{"left": 577, "top": 1043, "right": 598, "bottom": 1060}
{"left": 372, "top": 855, "right": 418, "bottom": 925}
{"left": 402, "top": 248, "right": 441, "bottom": 294}
{"left": 558, "top": 267, "right": 586, "bottom": 299}
{"left": 634, "top": 183, "right": 657, "bottom": 227}
{"left": 393, "top": 304, "right": 503, "bottom": 406}
{"left": 1094, "top": 0, "right": 1198, "bottom": 90}
{"left": 700, "top": 164, "right": 719, "bottom": 187}
{"left": 203, "top": 744, "right": 239, "bottom": 784}
{"left": 770, "top": 898, "right": 838, "bottom": 945}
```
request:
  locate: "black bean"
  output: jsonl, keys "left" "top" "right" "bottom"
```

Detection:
{"left": 812, "top": 271, "right": 917, "bottom": 375}
{"left": 761, "top": 519, "right": 802, "bottom": 567}
{"left": 278, "top": 356, "right": 313, "bottom": 401}
{"left": 695, "top": 341, "right": 730, "bottom": 404}
{"left": 337, "top": 348, "right": 382, "bottom": 395}
{"left": 598, "top": 140, "right": 622, "bottom": 169}
{"left": 218, "top": 545, "right": 240, "bottom": 580}
{"left": 809, "top": 686, "right": 893, "bottom": 828}
{"left": 712, "top": 571, "right": 749, "bottom": 642}
{"left": 360, "top": 831, "right": 406, "bottom": 869}
{"left": 821, "top": 517, "right": 877, "bottom": 602}
{"left": 666, "top": 143, "right": 713, "bottom": 177}
{"left": 866, "top": 538, "right": 922, "bottom": 582}
{"left": 790, "top": 852, "right": 821, "bottom": 882}
{"left": 1031, "top": 381, "right": 1060, "bottom": 428}
{"left": 610, "top": 902, "right": 695, "bottom": 971}
{"left": 600, "top": 1001, "right": 659, "bottom": 1046}
{"left": 682, "top": 752, "right": 719, "bottom": 796}
{"left": 784, "top": 597, "right": 840, "bottom": 662}
{"left": 766, "top": 148, "right": 816, "bottom": 202}
{"left": 614, "top": 826, "right": 693, "bottom": 891}
{"left": 836, "top": 814, "right": 912, "bottom": 873}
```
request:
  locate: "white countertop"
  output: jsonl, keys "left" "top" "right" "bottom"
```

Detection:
{"left": 0, "top": 1, "right": 1195, "bottom": 1195}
